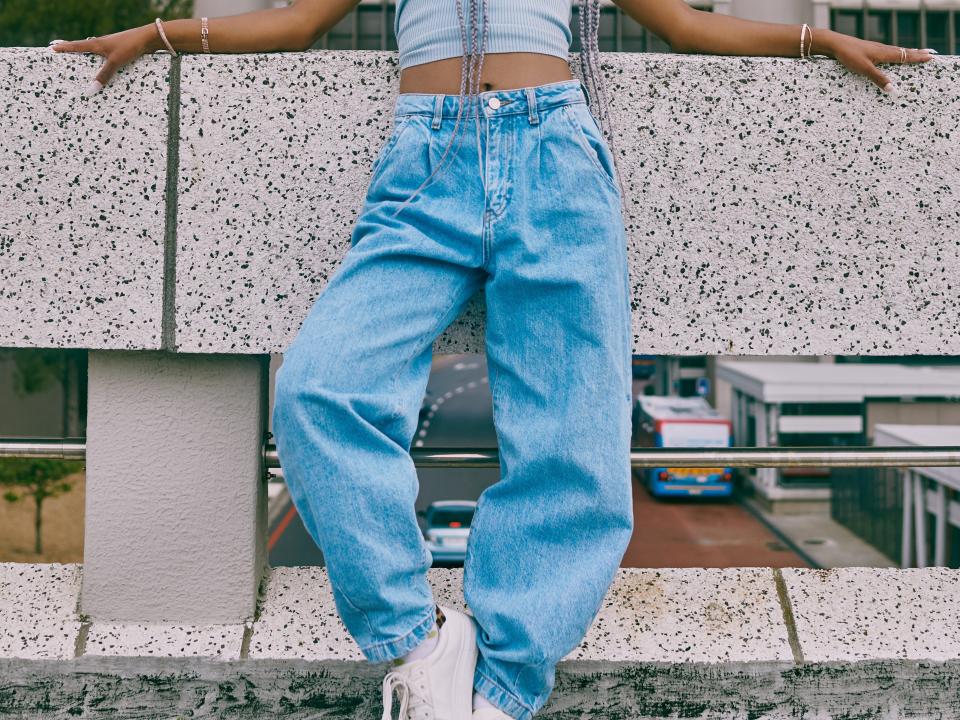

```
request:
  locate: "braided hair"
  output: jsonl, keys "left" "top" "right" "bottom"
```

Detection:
{"left": 390, "top": 0, "right": 622, "bottom": 219}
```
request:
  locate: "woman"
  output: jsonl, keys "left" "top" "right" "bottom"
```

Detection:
{"left": 52, "top": 2, "right": 934, "bottom": 718}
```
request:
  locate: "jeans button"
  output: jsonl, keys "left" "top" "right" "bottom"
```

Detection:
{"left": 487, "top": 97, "right": 501, "bottom": 110}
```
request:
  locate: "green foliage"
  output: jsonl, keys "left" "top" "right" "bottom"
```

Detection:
{"left": 0, "top": 348, "right": 65, "bottom": 396}
{"left": 0, "top": 458, "right": 84, "bottom": 554}
{"left": 0, "top": 0, "right": 194, "bottom": 47}
{"left": 0, "top": 458, "right": 82, "bottom": 502}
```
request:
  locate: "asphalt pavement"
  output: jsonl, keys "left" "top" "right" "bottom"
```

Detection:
{"left": 268, "top": 353, "right": 806, "bottom": 569}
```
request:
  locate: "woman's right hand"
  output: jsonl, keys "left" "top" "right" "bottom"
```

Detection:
{"left": 49, "top": 25, "right": 157, "bottom": 96}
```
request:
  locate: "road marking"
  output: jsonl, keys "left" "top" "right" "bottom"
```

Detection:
{"left": 268, "top": 502, "right": 298, "bottom": 552}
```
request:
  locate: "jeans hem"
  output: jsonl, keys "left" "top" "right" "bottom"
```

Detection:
{"left": 358, "top": 604, "right": 437, "bottom": 664}
{"left": 474, "top": 668, "right": 535, "bottom": 720}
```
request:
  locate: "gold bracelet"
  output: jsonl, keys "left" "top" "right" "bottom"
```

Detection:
{"left": 201, "top": 16, "right": 211, "bottom": 53}
{"left": 154, "top": 17, "right": 177, "bottom": 56}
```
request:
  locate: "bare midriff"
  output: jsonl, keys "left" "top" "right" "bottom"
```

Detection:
{"left": 398, "top": 52, "right": 573, "bottom": 94}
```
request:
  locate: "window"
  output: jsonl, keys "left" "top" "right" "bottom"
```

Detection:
{"left": 572, "top": 3, "right": 712, "bottom": 53}
{"left": 831, "top": 7, "right": 958, "bottom": 55}
{"left": 316, "top": 4, "right": 396, "bottom": 50}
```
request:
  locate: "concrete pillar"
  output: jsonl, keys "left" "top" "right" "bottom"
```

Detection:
{"left": 811, "top": 0, "right": 832, "bottom": 30}
{"left": 81, "top": 351, "right": 269, "bottom": 623}
{"left": 730, "top": 0, "right": 810, "bottom": 24}
{"left": 193, "top": 0, "right": 276, "bottom": 19}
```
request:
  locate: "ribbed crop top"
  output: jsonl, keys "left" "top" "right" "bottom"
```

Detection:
{"left": 395, "top": 0, "right": 574, "bottom": 70}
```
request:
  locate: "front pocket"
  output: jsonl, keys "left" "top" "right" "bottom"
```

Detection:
{"left": 369, "top": 115, "right": 414, "bottom": 177}
{"left": 560, "top": 104, "right": 620, "bottom": 194}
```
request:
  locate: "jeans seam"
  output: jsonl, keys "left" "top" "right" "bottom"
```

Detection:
{"left": 559, "top": 105, "right": 620, "bottom": 194}
{"left": 385, "top": 274, "right": 481, "bottom": 424}
{"left": 395, "top": 98, "right": 585, "bottom": 121}
{"left": 360, "top": 603, "right": 437, "bottom": 663}
{"left": 475, "top": 667, "right": 536, "bottom": 719}
{"left": 327, "top": 572, "right": 378, "bottom": 643}
{"left": 369, "top": 115, "right": 414, "bottom": 181}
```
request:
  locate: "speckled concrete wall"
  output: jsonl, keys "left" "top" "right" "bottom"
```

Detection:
{"left": 0, "top": 49, "right": 171, "bottom": 350}
{"left": 174, "top": 51, "right": 960, "bottom": 355}
{"left": 2, "top": 49, "right": 957, "bottom": 354}
{"left": 4, "top": 564, "right": 960, "bottom": 718}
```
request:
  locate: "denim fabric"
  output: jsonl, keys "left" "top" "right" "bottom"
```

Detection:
{"left": 272, "top": 78, "right": 634, "bottom": 720}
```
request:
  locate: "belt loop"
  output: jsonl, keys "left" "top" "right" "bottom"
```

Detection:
{"left": 432, "top": 94, "right": 443, "bottom": 130}
{"left": 578, "top": 78, "right": 591, "bottom": 107}
{"left": 525, "top": 86, "right": 539, "bottom": 125}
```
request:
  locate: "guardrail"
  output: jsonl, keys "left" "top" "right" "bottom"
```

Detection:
{"left": 4, "top": 438, "right": 960, "bottom": 468}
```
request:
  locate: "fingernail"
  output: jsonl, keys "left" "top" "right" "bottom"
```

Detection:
{"left": 48, "top": 39, "right": 66, "bottom": 45}
{"left": 922, "top": 48, "right": 939, "bottom": 54}
{"left": 82, "top": 79, "right": 103, "bottom": 96}
{"left": 882, "top": 82, "right": 898, "bottom": 95}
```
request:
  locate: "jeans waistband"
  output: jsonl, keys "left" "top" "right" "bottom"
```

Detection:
{"left": 393, "top": 78, "right": 590, "bottom": 125}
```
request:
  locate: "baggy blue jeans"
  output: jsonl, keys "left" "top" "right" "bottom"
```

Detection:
{"left": 272, "top": 79, "right": 634, "bottom": 720}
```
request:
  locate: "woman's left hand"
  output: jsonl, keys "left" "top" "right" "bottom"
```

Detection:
{"left": 824, "top": 33, "right": 937, "bottom": 95}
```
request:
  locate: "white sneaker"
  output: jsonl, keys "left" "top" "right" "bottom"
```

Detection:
{"left": 472, "top": 708, "right": 514, "bottom": 720}
{"left": 381, "top": 605, "right": 478, "bottom": 720}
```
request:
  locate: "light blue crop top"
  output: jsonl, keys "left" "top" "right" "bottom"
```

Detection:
{"left": 395, "top": 0, "right": 574, "bottom": 70}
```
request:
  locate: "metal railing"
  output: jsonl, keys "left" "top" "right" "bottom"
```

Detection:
{"left": 3, "top": 439, "right": 960, "bottom": 469}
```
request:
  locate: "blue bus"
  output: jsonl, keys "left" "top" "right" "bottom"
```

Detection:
{"left": 632, "top": 395, "right": 734, "bottom": 498}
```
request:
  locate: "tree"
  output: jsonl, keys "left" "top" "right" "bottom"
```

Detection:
{"left": 0, "top": 348, "right": 87, "bottom": 437}
{"left": 0, "top": 0, "right": 194, "bottom": 47}
{"left": 0, "top": 458, "right": 84, "bottom": 555}
{"left": 0, "top": 347, "right": 87, "bottom": 554}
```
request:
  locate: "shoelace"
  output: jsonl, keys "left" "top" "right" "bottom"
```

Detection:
{"left": 381, "top": 667, "right": 432, "bottom": 720}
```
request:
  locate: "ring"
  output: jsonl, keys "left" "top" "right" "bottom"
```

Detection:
{"left": 86, "top": 36, "right": 95, "bottom": 40}
{"left": 899, "top": 47, "right": 906, "bottom": 63}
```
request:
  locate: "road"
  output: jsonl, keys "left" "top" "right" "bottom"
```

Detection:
{"left": 269, "top": 353, "right": 807, "bottom": 569}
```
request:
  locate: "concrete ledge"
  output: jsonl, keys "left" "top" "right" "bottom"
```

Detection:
{"left": 3, "top": 564, "right": 960, "bottom": 717}
{"left": 3, "top": 48, "right": 958, "bottom": 355}
{"left": 0, "top": 563, "right": 81, "bottom": 660}
{"left": 783, "top": 567, "right": 960, "bottom": 662}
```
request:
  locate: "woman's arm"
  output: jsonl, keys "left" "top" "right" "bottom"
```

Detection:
{"left": 140, "top": 0, "right": 362, "bottom": 54}
{"left": 51, "top": 0, "right": 360, "bottom": 94}
{"left": 612, "top": 0, "right": 935, "bottom": 93}
{"left": 612, "top": 0, "right": 838, "bottom": 57}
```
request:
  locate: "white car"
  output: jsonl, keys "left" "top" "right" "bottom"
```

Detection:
{"left": 423, "top": 500, "right": 476, "bottom": 565}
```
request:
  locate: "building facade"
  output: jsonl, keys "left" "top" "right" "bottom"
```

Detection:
{"left": 195, "top": 0, "right": 959, "bottom": 55}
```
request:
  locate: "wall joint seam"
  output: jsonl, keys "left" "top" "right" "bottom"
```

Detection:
{"left": 161, "top": 55, "right": 182, "bottom": 352}
{"left": 773, "top": 567, "right": 804, "bottom": 664}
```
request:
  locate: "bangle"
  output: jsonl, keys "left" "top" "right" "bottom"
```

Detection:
{"left": 800, "top": 23, "right": 827, "bottom": 60}
{"left": 201, "top": 16, "right": 210, "bottom": 53}
{"left": 154, "top": 17, "right": 177, "bottom": 56}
